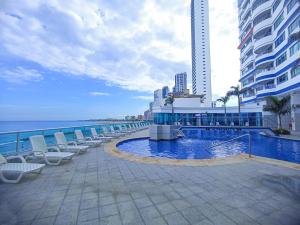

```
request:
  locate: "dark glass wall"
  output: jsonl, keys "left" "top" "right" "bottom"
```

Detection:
{"left": 153, "top": 112, "right": 263, "bottom": 126}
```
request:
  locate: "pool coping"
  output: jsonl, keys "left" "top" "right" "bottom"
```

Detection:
{"left": 104, "top": 133, "right": 300, "bottom": 169}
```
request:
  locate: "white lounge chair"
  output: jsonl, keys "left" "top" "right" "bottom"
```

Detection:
{"left": 74, "top": 130, "right": 103, "bottom": 146}
{"left": 102, "top": 126, "right": 124, "bottom": 137}
{"left": 29, "top": 135, "right": 74, "bottom": 166}
{"left": 109, "top": 125, "right": 128, "bottom": 136}
{"left": 90, "top": 128, "right": 113, "bottom": 142}
{"left": 117, "top": 125, "right": 134, "bottom": 134}
{"left": 54, "top": 132, "right": 89, "bottom": 154}
{"left": 0, "top": 154, "right": 45, "bottom": 183}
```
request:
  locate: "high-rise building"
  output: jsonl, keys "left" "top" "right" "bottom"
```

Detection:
{"left": 153, "top": 89, "right": 163, "bottom": 106}
{"left": 174, "top": 72, "right": 187, "bottom": 93}
{"left": 162, "top": 86, "right": 170, "bottom": 98}
{"left": 191, "top": 0, "right": 212, "bottom": 107}
{"left": 237, "top": 0, "right": 300, "bottom": 130}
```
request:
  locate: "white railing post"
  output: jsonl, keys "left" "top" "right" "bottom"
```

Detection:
{"left": 16, "top": 132, "right": 20, "bottom": 154}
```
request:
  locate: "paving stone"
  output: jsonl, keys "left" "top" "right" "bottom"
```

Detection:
{"left": 100, "top": 215, "right": 122, "bottom": 225}
{"left": 140, "top": 206, "right": 161, "bottom": 221}
{"left": 149, "top": 195, "right": 169, "bottom": 204}
{"left": 78, "top": 207, "right": 99, "bottom": 223}
{"left": 0, "top": 134, "right": 299, "bottom": 225}
{"left": 99, "top": 196, "right": 115, "bottom": 206}
{"left": 207, "top": 214, "right": 237, "bottom": 225}
{"left": 171, "top": 199, "right": 192, "bottom": 210}
{"left": 80, "top": 198, "right": 98, "bottom": 210}
{"left": 31, "top": 216, "right": 56, "bottom": 225}
{"left": 99, "top": 204, "right": 119, "bottom": 218}
{"left": 144, "top": 217, "right": 168, "bottom": 225}
{"left": 134, "top": 197, "right": 153, "bottom": 209}
{"left": 156, "top": 202, "right": 177, "bottom": 215}
{"left": 180, "top": 207, "right": 206, "bottom": 224}
{"left": 164, "top": 212, "right": 190, "bottom": 225}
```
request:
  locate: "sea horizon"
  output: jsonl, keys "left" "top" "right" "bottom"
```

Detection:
{"left": 0, "top": 120, "right": 113, "bottom": 133}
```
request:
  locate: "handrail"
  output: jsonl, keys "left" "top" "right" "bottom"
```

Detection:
{"left": 208, "top": 133, "right": 252, "bottom": 158}
{"left": 0, "top": 121, "right": 150, "bottom": 135}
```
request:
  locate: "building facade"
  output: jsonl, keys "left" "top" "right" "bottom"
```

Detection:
{"left": 152, "top": 96, "right": 263, "bottom": 126}
{"left": 162, "top": 86, "right": 170, "bottom": 98}
{"left": 153, "top": 89, "right": 163, "bottom": 106}
{"left": 191, "top": 0, "right": 212, "bottom": 107}
{"left": 174, "top": 73, "right": 187, "bottom": 93}
{"left": 238, "top": 0, "right": 300, "bottom": 131}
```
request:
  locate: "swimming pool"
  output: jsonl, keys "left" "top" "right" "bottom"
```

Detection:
{"left": 117, "top": 128, "right": 300, "bottom": 164}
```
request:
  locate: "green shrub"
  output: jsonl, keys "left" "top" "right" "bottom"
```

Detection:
{"left": 273, "top": 128, "right": 290, "bottom": 135}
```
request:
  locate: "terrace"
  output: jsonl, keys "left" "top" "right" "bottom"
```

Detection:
{"left": 0, "top": 129, "right": 300, "bottom": 225}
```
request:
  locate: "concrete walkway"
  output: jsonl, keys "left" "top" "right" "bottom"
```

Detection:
{"left": 0, "top": 131, "right": 299, "bottom": 225}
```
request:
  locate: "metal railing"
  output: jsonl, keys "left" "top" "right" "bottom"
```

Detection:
{"left": 207, "top": 133, "right": 252, "bottom": 157}
{"left": 0, "top": 121, "right": 152, "bottom": 156}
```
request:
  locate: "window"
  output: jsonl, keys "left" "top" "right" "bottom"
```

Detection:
{"left": 287, "top": 0, "right": 298, "bottom": 13}
{"left": 275, "top": 32, "right": 285, "bottom": 48}
{"left": 290, "top": 41, "right": 300, "bottom": 56}
{"left": 288, "top": 16, "right": 300, "bottom": 35}
{"left": 274, "top": 12, "right": 284, "bottom": 30}
{"left": 253, "top": 10, "right": 271, "bottom": 26}
{"left": 276, "top": 52, "right": 287, "bottom": 66}
{"left": 291, "top": 65, "right": 300, "bottom": 78}
{"left": 252, "top": 0, "right": 269, "bottom": 11}
{"left": 273, "top": 0, "right": 281, "bottom": 12}
{"left": 277, "top": 73, "right": 288, "bottom": 84}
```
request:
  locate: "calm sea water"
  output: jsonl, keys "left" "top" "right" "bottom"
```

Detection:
{"left": 0, "top": 121, "right": 102, "bottom": 132}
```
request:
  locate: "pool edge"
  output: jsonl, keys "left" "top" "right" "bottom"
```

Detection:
{"left": 103, "top": 130, "right": 300, "bottom": 169}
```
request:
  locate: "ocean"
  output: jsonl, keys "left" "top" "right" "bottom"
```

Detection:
{"left": 0, "top": 121, "right": 104, "bottom": 133}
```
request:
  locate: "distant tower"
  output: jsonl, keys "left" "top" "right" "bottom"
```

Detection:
{"left": 191, "top": 0, "right": 212, "bottom": 107}
{"left": 174, "top": 72, "right": 187, "bottom": 93}
{"left": 162, "top": 86, "right": 170, "bottom": 98}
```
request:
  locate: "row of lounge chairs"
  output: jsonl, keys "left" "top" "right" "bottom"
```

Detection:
{"left": 0, "top": 123, "right": 150, "bottom": 183}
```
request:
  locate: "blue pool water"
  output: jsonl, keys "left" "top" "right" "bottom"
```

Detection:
{"left": 117, "top": 128, "right": 300, "bottom": 164}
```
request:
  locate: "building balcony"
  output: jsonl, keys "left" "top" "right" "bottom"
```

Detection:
{"left": 253, "top": 14, "right": 272, "bottom": 34}
{"left": 252, "top": 0, "right": 272, "bottom": 19}
{"left": 255, "top": 67, "right": 275, "bottom": 81}
{"left": 241, "top": 57, "right": 254, "bottom": 70}
{"left": 255, "top": 51, "right": 273, "bottom": 65}
{"left": 253, "top": 34, "right": 273, "bottom": 53}
{"left": 289, "top": 25, "right": 300, "bottom": 41}
{"left": 241, "top": 40, "right": 253, "bottom": 54}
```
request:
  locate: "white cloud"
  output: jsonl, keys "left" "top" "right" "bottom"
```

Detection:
{"left": 133, "top": 95, "right": 153, "bottom": 101}
{"left": 0, "top": 67, "right": 43, "bottom": 84}
{"left": 89, "top": 92, "right": 110, "bottom": 96}
{"left": 0, "top": 0, "right": 240, "bottom": 99}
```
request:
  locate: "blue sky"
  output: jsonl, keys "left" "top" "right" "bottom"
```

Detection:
{"left": 0, "top": 0, "right": 239, "bottom": 120}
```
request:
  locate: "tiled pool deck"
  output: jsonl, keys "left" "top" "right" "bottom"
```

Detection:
{"left": 0, "top": 130, "right": 300, "bottom": 225}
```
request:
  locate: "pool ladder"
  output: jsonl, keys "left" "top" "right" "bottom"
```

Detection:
{"left": 208, "top": 133, "right": 252, "bottom": 158}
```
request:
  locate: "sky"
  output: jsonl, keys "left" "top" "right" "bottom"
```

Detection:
{"left": 0, "top": 0, "right": 240, "bottom": 120}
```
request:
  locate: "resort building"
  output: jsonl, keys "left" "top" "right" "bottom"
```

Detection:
{"left": 238, "top": 0, "right": 300, "bottom": 130}
{"left": 174, "top": 72, "right": 188, "bottom": 94}
{"left": 152, "top": 95, "right": 263, "bottom": 126}
{"left": 191, "top": 0, "right": 212, "bottom": 107}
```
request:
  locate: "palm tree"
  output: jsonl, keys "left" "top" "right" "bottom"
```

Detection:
{"left": 217, "top": 95, "right": 230, "bottom": 125}
{"left": 263, "top": 96, "right": 291, "bottom": 129}
{"left": 227, "top": 85, "right": 245, "bottom": 126}
{"left": 164, "top": 94, "right": 175, "bottom": 125}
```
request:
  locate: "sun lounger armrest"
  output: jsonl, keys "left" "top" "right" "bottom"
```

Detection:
{"left": 47, "top": 146, "right": 61, "bottom": 152}
{"left": 6, "top": 155, "right": 27, "bottom": 163}
{"left": 67, "top": 141, "right": 77, "bottom": 146}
